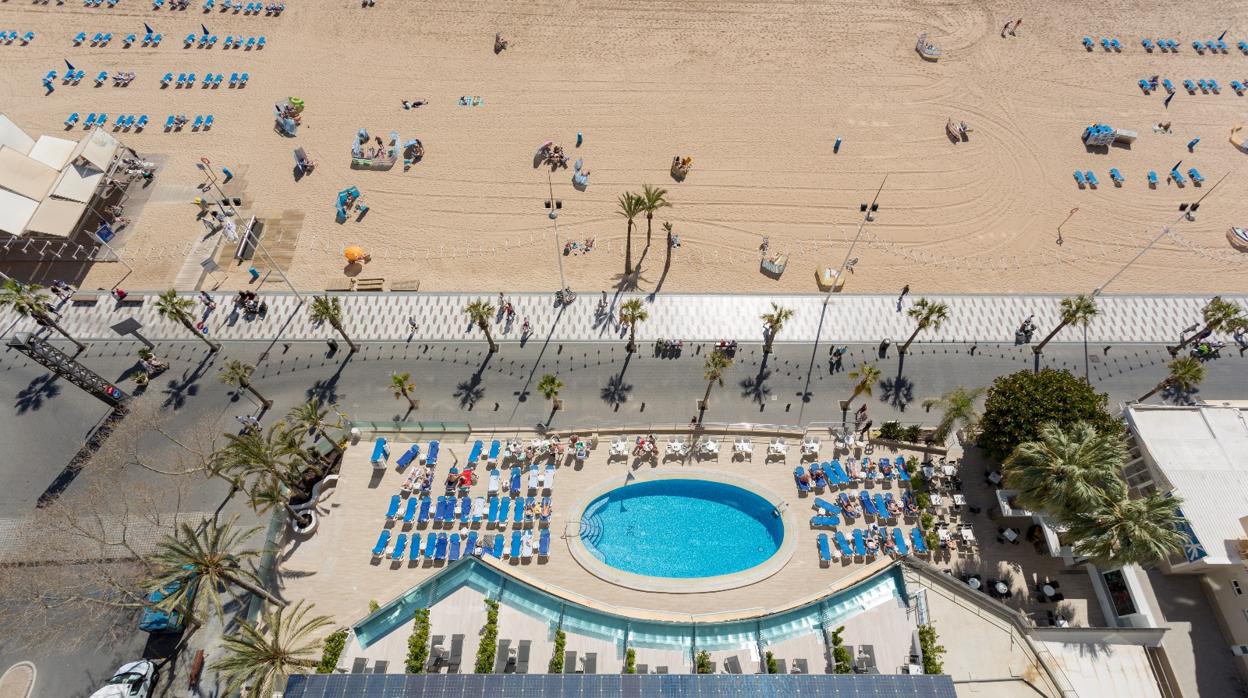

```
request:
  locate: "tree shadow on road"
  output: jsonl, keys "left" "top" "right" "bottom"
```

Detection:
{"left": 739, "top": 358, "right": 772, "bottom": 405}
{"left": 14, "top": 373, "right": 61, "bottom": 414}
{"left": 454, "top": 353, "right": 492, "bottom": 409}
{"left": 600, "top": 353, "right": 634, "bottom": 407}
{"left": 161, "top": 353, "right": 216, "bottom": 410}
{"left": 879, "top": 372, "right": 915, "bottom": 412}
{"left": 305, "top": 351, "right": 353, "bottom": 405}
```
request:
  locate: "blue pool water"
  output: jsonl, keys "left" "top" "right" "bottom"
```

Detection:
{"left": 580, "top": 479, "right": 784, "bottom": 578}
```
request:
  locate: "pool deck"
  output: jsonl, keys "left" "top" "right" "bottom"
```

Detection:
{"left": 279, "top": 433, "right": 903, "bottom": 632}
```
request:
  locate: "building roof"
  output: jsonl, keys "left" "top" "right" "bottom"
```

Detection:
{"left": 0, "top": 114, "right": 34, "bottom": 154}
{"left": 28, "top": 135, "right": 78, "bottom": 171}
{"left": 1039, "top": 640, "right": 1163, "bottom": 698}
{"left": 0, "top": 188, "right": 39, "bottom": 236}
{"left": 52, "top": 161, "right": 106, "bottom": 204}
{"left": 0, "top": 146, "right": 58, "bottom": 200}
{"left": 1126, "top": 403, "right": 1248, "bottom": 566}
{"left": 26, "top": 198, "right": 88, "bottom": 238}
{"left": 72, "top": 127, "right": 119, "bottom": 171}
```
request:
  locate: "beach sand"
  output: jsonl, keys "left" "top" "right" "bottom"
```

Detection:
{"left": 0, "top": 0, "right": 1245, "bottom": 294}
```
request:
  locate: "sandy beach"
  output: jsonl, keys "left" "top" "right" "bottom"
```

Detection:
{"left": 0, "top": 0, "right": 1245, "bottom": 294}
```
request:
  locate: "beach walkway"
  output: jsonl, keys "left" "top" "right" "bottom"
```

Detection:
{"left": 3, "top": 293, "right": 1244, "bottom": 346}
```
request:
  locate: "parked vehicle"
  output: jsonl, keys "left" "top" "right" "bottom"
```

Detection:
{"left": 88, "top": 660, "right": 154, "bottom": 698}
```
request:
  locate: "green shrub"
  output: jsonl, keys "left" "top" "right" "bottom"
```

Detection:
{"left": 549, "top": 629, "right": 566, "bottom": 673}
{"left": 368, "top": 599, "right": 380, "bottom": 613}
{"left": 474, "top": 599, "right": 500, "bottom": 673}
{"left": 405, "top": 608, "right": 431, "bottom": 673}
{"left": 919, "top": 624, "right": 946, "bottom": 674}
{"left": 902, "top": 424, "right": 922, "bottom": 443}
{"left": 695, "top": 650, "right": 712, "bottom": 674}
{"left": 765, "top": 650, "right": 777, "bottom": 674}
{"left": 624, "top": 648, "right": 636, "bottom": 674}
{"left": 315, "top": 630, "right": 348, "bottom": 673}
{"left": 977, "top": 369, "right": 1120, "bottom": 462}
{"left": 877, "top": 421, "right": 903, "bottom": 441}
{"left": 829, "top": 625, "right": 853, "bottom": 673}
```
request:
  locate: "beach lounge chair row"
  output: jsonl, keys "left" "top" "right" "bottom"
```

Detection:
{"left": 1182, "top": 78, "right": 1222, "bottom": 94}
{"left": 76, "top": 0, "right": 122, "bottom": 6}
{"left": 406, "top": 494, "right": 552, "bottom": 528}
{"left": 1082, "top": 36, "right": 1121, "bottom": 52}
{"left": 458, "top": 96, "right": 484, "bottom": 106}
{"left": 122, "top": 33, "right": 165, "bottom": 47}
{"left": 205, "top": 0, "right": 285, "bottom": 15}
{"left": 1072, "top": 170, "right": 1099, "bottom": 188}
{"left": 221, "top": 35, "right": 267, "bottom": 49}
{"left": 72, "top": 112, "right": 146, "bottom": 130}
{"left": 0, "top": 31, "right": 36, "bottom": 45}
{"left": 1142, "top": 38, "right": 1180, "bottom": 52}
{"left": 498, "top": 464, "right": 556, "bottom": 496}
{"left": 58, "top": 69, "right": 87, "bottom": 84}
{"left": 793, "top": 457, "right": 911, "bottom": 494}
{"left": 153, "top": 0, "right": 195, "bottom": 9}
{"left": 371, "top": 528, "right": 551, "bottom": 563}
{"left": 818, "top": 526, "right": 928, "bottom": 563}
{"left": 1192, "top": 39, "right": 1230, "bottom": 54}
{"left": 162, "top": 71, "right": 248, "bottom": 88}
{"left": 162, "top": 114, "right": 215, "bottom": 131}
{"left": 73, "top": 32, "right": 114, "bottom": 47}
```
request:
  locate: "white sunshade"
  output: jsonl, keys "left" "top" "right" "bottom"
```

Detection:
{"left": 0, "top": 188, "right": 38, "bottom": 235}
{"left": 29, "top": 135, "right": 78, "bottom": 171}
{"left": 0, "top": 114, "right": 34, "bottom": 155}
{"left": 52, "top": 161, "right": 106, "bottom": 204}
{"left": 0, "top": 146, "right": 58, "bottom": 201}
{"left": 73, "top": 127, "right": 119, "bottom": 171}
{"left": 25, "top": 197, "right": 87, "bottom": 238}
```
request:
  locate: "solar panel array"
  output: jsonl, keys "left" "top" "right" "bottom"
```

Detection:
{"left": 283, "top": 673, "right": 958, "bottom": 697}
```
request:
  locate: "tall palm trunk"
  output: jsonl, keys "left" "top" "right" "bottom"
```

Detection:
{"left": 37, "top": 311, "right": 87, "bottom": 352}
{"left": 224, "top": 573, "right": 286, "bottom": 607}
{"left": 703, "top": 380, "right": 715, "bottom": 405}
{"left": 764, "top": 329, "right": 776, "bottom": 355}
{"left": 625, "top": 221, "right": 634, "bottom": 275}
{"left": 401, "top": 390, "right": 417, "bottom": 410}
{"left": 181, "top": 317, "right": 221, "bottom": 352}
{"left": 330, "top": 320, "right": 358, "bottom": 353}
{"left": 1174, "top": 323, "right": 1212, "bottom": 353}
{"left": 645, "top": 212, "right": 653, "bottom": 245}
{"left": 663, "top": 227, "right": 673, "bottom": 273}
{"left": 1033, "top": 318, "right": 1070, "bottom": 353}
{"left": 317, "top": 428, "right": 343, "bottom": 454}
{"left": 478, "top": 320, "right": 498, "bottom": 352}
{"left": 627, "top": 324, "right": 637, "bottom": 353}
{"left": 241, "top": 381, "right": 273, "bottom": 409}
{"left": 899, "top": 326, "right": 923, "bottom": 354}
{"left": 1137, "top": 381, "right": 1169, "bottom": 403}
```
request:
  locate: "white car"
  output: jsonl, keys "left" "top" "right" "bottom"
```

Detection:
{"left": 89, "top": 660, "right": 154, "bottom": 698}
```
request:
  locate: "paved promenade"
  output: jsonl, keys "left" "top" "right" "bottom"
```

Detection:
{"left": 3, "top": 292, "right": 1245, "bottom": 345}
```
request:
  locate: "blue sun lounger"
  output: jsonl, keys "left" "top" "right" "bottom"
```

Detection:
{"left": 396, "top": 444, "right": 420, "bottom": 469}
{"left": 385, "top": 494, "right": 401, "bottom": 519}
{"left": 500, "top": 496, "right": 513, "bottom": 523}
{"left": 1188, "top": 168, "right": 1204, "bottom": 183}
{"left": 1110, "top": 38, "right": 1121, "bottom": 51}
{"left": 910, "top": 527, "right": 928, "bottom": 553}
{"left": 245, "top": 36, "right": 256, "bottom": 49}
{"left": 539, "top": 529, "right": 551, "bottom": 558}
{"left": 1074, "top": 171, "right": 1086, "bottom": 186}
{"left": 837, "top": 492, "right": 856, "bottom": 521}
{"left": 1198, "top": 79, "right": 1209, "bottom": 92}
{"left": 468, "top": 440, "right": 483, "bottom": 465}
{"left": 409, "top": 533, "right": 422, "bottom": 561}
{"left": 1233, "top": 80, "right": 1245, "bottom": 93}
{"left": 829, "top": 460, "right": 848, "bottom": 485}
{"left": 490, "top": 534, "right": 504, "bottom": 557}
{"left": 1171, "top": 169, "right": 1186, "bottom": 185}
{"left": 487, "top": 497, "right": 499, "bottom": 523}
{"left": 893, "top": 527, "right": 909, "bottom": 555}
{"left": 1138, "top": 78, "right": 1151, "bottom": 93}
{"left": 95, "top": 70, "right": 107, "bottom": 85}
{"left": 539, "top": 497, "right": 552, "bottom": 524}
{"left": 448, "top": 533, "right": 461, "bottom": 562}
{"left": 1240, "top": 40, "right": 1248, "bottom": 53}
{"left": 510, "top": 531, "right": 522, "bottom": 558}
{"left": 1184, "top": 79, "right": 1197, "bottom": 92}
{"left": 96, "top": 113, "right": 108, "bottom": 127}
{"left": 435, "top": 533, "right": 448, "bottom": 561}
{"left": 402, "top": 497, "right": 418, "bottom": 524}
{"left": 794, "top": 467, "right": 810, "bottom": 493}
{"left": 390, "top": 533, "right": 407, "bottom": 560}
{"left": 1193, "top": 40, "right": 1205, "bottom": 53}
{"left": 1217, "top": 39, "right": 1228, "bottom": 52}
{"left": 424, "top": 532, "right": 437, "bottom": 558}
{"left": 465, "top": 531, "right": 477, "bottom": 554}
{"left": 509, "top": 467, "right": 521, "bottom": 496}
{"left": 229, "top": 72, "right": 239, "bottom": 87}
{"left": 817, "top": 534, "right": 833, "bottom": 562}
{"left": 370, "top": 438, "right": 389, "bottom": 465}
{"left": 1085, "top": 171, "right": 1098, "bottom": 187}
{"left": 487, "top": 440, "right": 501, "bottom": 465}
{"left": 859, "top": 491, "right": 877, "bottom": 517}
{"left": 84, "top": 113, "right": 97, "bottom": 128}
{"left": 164, "top": 115, "right": 175, "bottom": 130}
{"left": 811, "top": 515, "right": 840, "bottom": 528}
{"left": 371, "top": 529, "right": 391, "bottom": 557}
{"left": 74, "top": 32, "right": 87, "bottom": 45}
{"left": 873, "top": 493, "right": 887, "bottom": 519}
{"left": 258, "top": 35, "right": 266, "bottom": 49}
{"left": 1141, "top": 38, "right": 1154, "bottom": 51}
{"left": 1148, "top": 170, "right": 1158, "bottom": 186}
{"left": 834, "top": 531, "right": 853, "bottom": 557}
{"left": 513, "top": 497, "right": 526, "bottom": 524}
{"left": 459, "top": 497, "right": 471, "bottom": 523}
{"left": 1110, "top": 168, "right": 1123, "bottom": 184}
{"left": 1082, "top": 36, "right": 1093, "bottom": 50}
{"left": 814, "top": 496, "right": 839, "bottom": 514}
{"left": 851, "top": 529, "right": 867, "bottom": 556}
{"left": 192, "top": 115, "right": 204, "bottom": 130}
{"left": 426, "top": 440, "right": 440, "bottom": 465}
{"left": 239, "top": 72, "right": 248, "bottom": 86}
{"left": 417, "top": 497, "right": 432, "bottom": 524}
{"left": 1208, "top": 79, "right": 1220, "bottom": 93}
{"left": 65, "top": 113, "right": 79, "bottom": 127}
{"left": 1163, "top": 78, "right": 1174, "bottom": 93}
{"left": 1099, "top": 37, "right": 1110, "bottom": 50}
{"left": 437, "top": 496, "right": 452, "bottom": 523}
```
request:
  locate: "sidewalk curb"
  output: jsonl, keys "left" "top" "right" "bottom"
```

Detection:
{"left": 0, "top": 661, "right": 36, "bottom": 698}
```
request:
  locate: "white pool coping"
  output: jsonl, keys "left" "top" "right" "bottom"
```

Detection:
{"left": 566, "top": 469, "right": 799, "bottom": 593}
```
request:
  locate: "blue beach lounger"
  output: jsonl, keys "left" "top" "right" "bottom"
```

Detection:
{"left": 509, "top": 467, "right": 521, "bottom": 495}
{"left": 1148, "top": 170, "right": 1158, "bottom": 186}
{"left": 852, "top": 529, "right": 867, "bottom": 556}
{"left": 459, "top": 497, "right": 471, "bottom": 523}
{"left": 385, "top": 494, "right": 401, "bottom": 519}
{"left": 911, "top": 528, "right": 929, "bottom": 554}
{"left": 837, "top": 492, "right": 856, "bottom": 521}
{"left": 1240, "top": 40, "right": 1248, "bottom": 53}
{"left": 191, "top": 115, "right": 203, "bottom": 130}
{"left": 487, "top": 440, "right": 501, "bottom": 464}
{"left": 1171, "top": 169, "right": 1186, "bottom": 185}
{"left": 1141, "top": 38, "right": 1154, "bottom": 51}
{"left": 814, "top": 496, "right": 840, "bottom": 514}
{"left": 1138, "top": 79, "right": 1151, "bottom": 93}
{"left": 491, "top": 534, "right": 505, "bottom": 557}
{"left": 435, "top": 533, "right": 448, "bottom": 561}
{"left": 829, "top": 460, "right": 848, "bottom": 485}
{"left": 426, "top": 440, "right": 440, "bottom": 465}
{"left": 468, "top": 440, "right": 483, "bottom": 464}
{"left": 817, "top": 534, "right": 833, "bottom": 563}
{"left": 1208, "top": 79, "right": 1220, "bottom": 93}
{"left": 873, "top": 493, "right": 887, "bottom": 519}
{"left": 488, "top": 497, "right": 499, "bottom": 523}
{"left": 1188, "top": 168, "right": 1204, "bottom": 183}
{"left": 1198, "top": 79, "right": 1209, "bottom": 92}
{"left": 540, "top": 497, "right": 552, "bottom": 523}
{"left": 65, "top": 113, "right": 80, "bottom": 127}
{"left": 499, "top": 497, "right": 511, "bottom": 523}
{"left": 409, "top": 534, "right": 422, "bottom": 561}
{"left": 402, "top": 497, "right": 418, "bottom": 524}
{"left": 1074, "top": 171, "right": 1086, "bottom": 186}
{"left": 835, "top": 531, "right": 853, "bottom": 557}
{"left": 1082, "top": 37, "right": 1093, "bottom": 50}
{"left": 884, "top": 493, "right": 897, "bottom": 516}
{"left": 1110, "top": 168, "right": 1123, "bottom": 184}
{"left": 1193, "top": 40, "right": 1205, "bottom": 53}
{"left": 1184, "top": 79, "right": 1197, "bottom": 92}
{"left": 465, "top": 532, "right": 477, "bottom": 554}
{"left": 448, "top": 533, "right": 461, "bottom": 562}
{"left": 794, "top": 467, "right": 810, "bottom": 493}
{"left": 95, "top": 70, "right": 107, "bottom": 85}
{"left": 390, "top": 533, "right": 407, "bottom": 560}
{"left": 370, "top": 438, "right": 389, "bottom": 465}
{"left": 893, "top": 527, "right": 909, "bottom": 555}
{"left": 1085, "top": 171, "right": 1098, "bottom": 187}
{"left": 371, "top": 529, "right": 390, "bottom": 557}
{"left": 859, "top": 491, "right": 877, "bottom": 517}
{"left": 1163, "top": 78, "right": 1174, "bottom": 93}
{"left": 1100, "top": 38, "right": 1110, "bottom": 50}
{"left": 513, "top": 497, "right": 526, "bottom": 524}
{"left": 418, "top": 497, "right": 432, "bottom": 524}
{"left": 1233, "top": 80, "right": 1245, "bottom": 93}
{"left": 258, "top": 35, "right": 266, "bottom": 48}
{"left": 539, "top": 530, "right": 551, "bottom": 558}
{"left": 510, "top": 531, "right": 522, "bottom": 558}
{"left": 397, "top": 444, "right": 420, "bottom": 469}
{"left": 423, "top": 532, "right": 437, "bottom": 558}
{"left": 164, "top": 115, "right": 175, "bottom": 130}
{"left": 811, "top": 515, "right": 840, "bottom": 528}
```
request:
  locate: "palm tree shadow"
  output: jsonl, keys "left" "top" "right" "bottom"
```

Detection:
{"left": 507, "top": 305, "right": 566, "bottom": 421}
{"left": 161, "top": 353, "right": 216, "bottom": 409}
{"left": 879, "top": 373, "right": 914, "bottom": 411}
{"left": 739, "top": 361, "right": 772, "bottom": 405}
{"left": 454, "top": 353, "right": 492, "bottom": 409}
{"left": 1161, "top": 385, "right": 1200, "bottom": 405}
{"left": 15, "top": 374, "right": 61, "bottom": 414}
{"left": 601, "top": 353, "right": 634, "bottom": 406}
{"left": 306, "top": 352, "right": 353, "bottom": 404}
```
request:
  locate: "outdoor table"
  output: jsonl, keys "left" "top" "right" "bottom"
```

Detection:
{"left": 967, "top": 577, "right": 981, "bottom": 590}
{"left": 952, "top": 494, "right": 967, "bottom": 507}
{"left": 960, "top": 528, "right": 975, "bottom": 542}
{"left": 1042, "top": 584, "right": 1056, "bottom": 597}
{"left": 942, "top": 465, "right": 956, "bottom": 477}
{"left": 1003, "top": 528, "right": 1019, "bottom": 542}
{"left": 987, "top": 471, "right": 1003, "bottom": 485}
{"left": 922, "top": 466, "right": 935, "bottom": 479}
{"left": 994, "top": 582, "right": 1009, "bottom": 596}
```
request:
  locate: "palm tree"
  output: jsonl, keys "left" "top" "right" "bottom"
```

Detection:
{"left": 248, "top": 472, "right": 312, "bottom": 526}
{"left": 1138, "top": 356, "right": 1205, "bottom": 403}
{"left": 155, "top": 289, "right": 220, "bottom": 352}
{"left": 662, "top": 221, "right": 675, "bottom": 272}
{"left": 920, "top": 386, "right": 986, "bottom": 441}
{"left": 0, "top": 279, "right": 86, "bottom": 351}
{"left": 146, "top": 517, "right": 284, "bottom": 624}
{"left": 639, "top": 184, "right": 672, "bottom": 246}
{"left": 1065, "top": 491, "right": 1187, "bottom": 567}
{"left": 1034, "top": 294, "right": 1098, "bottom": 354}
{"left": 1172, "top": 297, "right": 1248, "bottom": 354}
{"left": 700, "top": 349, "right": 733, "bottom": 408}
{"left": 617, "top": 192, "right": 644, "bottom": 275}
{"left": 220, "top": 359, "right": 272, "bottom": 410}
{"left": 463, "top": 299, "right": 498, "bottom": 352}
{"left": 211, "top": 600, "right": 334, "bottom": 698}
{"left": 286, "top": 398, "right": 342, "bottom": 455}
{"left": 845, "top": 362, "right": 881, "bottom": 410}
{"left": 1001, "top": 421, "right": 1127, "bottom": 521}
{"left": 308, "top": 295, "right": 357, "bottom": 353}
{"left": 212, "top": 424, "right": 308, "bottom": 496}
{"left": 760, "top": 303, "right": 795, "bottom": 354}
{"left": 538, "top": 374, "right": 564, "bottom": 416}
{"left": 619, "top": 298, "right": 648, "bottom": 353}
{"left": 899, "top": 298, "right": 949, "bottom": 355}
{"left": 390, "top": 371, "right": 418, "bottom": 410}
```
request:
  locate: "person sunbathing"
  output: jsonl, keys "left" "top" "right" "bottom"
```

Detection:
{"left": 541, "top": 502, "right": 553, "bottom": 518}
{"left": 865, "top": 537, "right": 878, "bottom": 552}
{"left": 444, "top": 473, "right": 458, "bottom": 489}
{"left": 524, "top": 502, "right": 535, "bottom": 520}
{"left": 887, "top": 500, "right": 902, "bottom": 516}
{"left": 797, "top": 472, "right": 812, "bottom": 486}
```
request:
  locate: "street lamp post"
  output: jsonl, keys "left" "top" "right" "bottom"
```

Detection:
{"left": 241, "top": 219, "right": 303, "bottom": 302}
{"left": 546, "top": 170, "right": 569, "bottom": 296}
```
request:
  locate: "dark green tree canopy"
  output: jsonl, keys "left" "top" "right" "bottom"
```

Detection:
{"left": 977, "top": 369, "right": 1120, "bottom": 462}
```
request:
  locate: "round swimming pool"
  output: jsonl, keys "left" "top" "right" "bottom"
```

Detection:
{"left": 579, "top": 478, "right": 785, "bottom": 580}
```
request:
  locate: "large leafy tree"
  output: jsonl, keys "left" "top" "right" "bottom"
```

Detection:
{"left": 846, "top": 362, "right": 881, "bottom": 410}
{"left": 920, "top": 386, "right": 986, "bottom": 441}
{"left": 211, "top": 600, "right": 334, "bottom": 697}
{"left": 287, "top": 398, "right": 343, "bottom": 455}
{"left": 220, "top": 359, "right": 272, "bottom": 409}
{"left": 618, "top": 298, "right": 648, "bottom": 353}
{"left": 0, "top": 279, "right": 86, "bottom": 351}
{"left": 977, "top": 369, "right": 1120, "bottom": 462}
{"left": 639, "top": 184, "right": 672, "bottom": 245}
{"left": 1173, "top": 297, "right": 1247, "bottom": 354}
{"left": 617, "top": 192, "right": 643, "bottom": 276}
{"left": 1034, "top": 294, "right": 1098, "bottom": 354}
{"left": 463, "top": 299, "right": 497, "bottom": 352}
{"left": 1002, "top": 422, "right": 1127, "bottom": 520}
{"left": 155, "top": 289, "right": 220, "bottom": 352}
{"left": 308, "top": 295, "right": 357, "bottom": 353}
{"left": 900, "top": 298, "right": 949, "bottom": 355}
{"left": 1065, "top": 491, "right": 1187, "bottom": 567}
{"left": 1138, "top": 357, "right": 1205, "bottom": 403}
{"left": 212, "top": 423, "right": 310, "bottom": 499}
{"left": 760, "top": 303, "right": 794, "bottom": 355}
{"left": 700, "top": 349, "right": 732, "bottom": 407}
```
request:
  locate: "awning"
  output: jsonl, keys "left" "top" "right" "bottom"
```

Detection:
{"left": 28, "top": 135, "right": 78, "bottom": 171}
{"left": 0, "top": 146, "right": 58, "bottom": 200}
{"left": 0, "top": 114, "right": 34, "bottom": 155}
{"left": 25, "top": 197, "right": 87, "bottom": 238}
{"left": 51, "top": 161, "right": 106, "bottom": 203}
{"left": 0, "top": 188, "right": 38, "bottom": 235}
{"left": 71, "top": 127, "right": 120, "bottom": 171}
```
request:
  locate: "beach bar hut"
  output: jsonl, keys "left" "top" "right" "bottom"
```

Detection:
{"left": 1082, "top": 123, "right": 1136, "bottom": 146}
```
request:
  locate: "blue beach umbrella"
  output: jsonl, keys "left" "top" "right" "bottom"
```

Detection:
{"left": 144, "top": 22, "right": 155, "bottom": 35}
{"left": 201, "top": 23, "right": 210, "bottom": 36}
{"left": 64, "top": 58, "right": 76, "bottom": 71}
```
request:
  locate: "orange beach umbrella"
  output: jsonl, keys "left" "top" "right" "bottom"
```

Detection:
{"left": 344, "top": 246, "right": 368, "bottom": 262}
